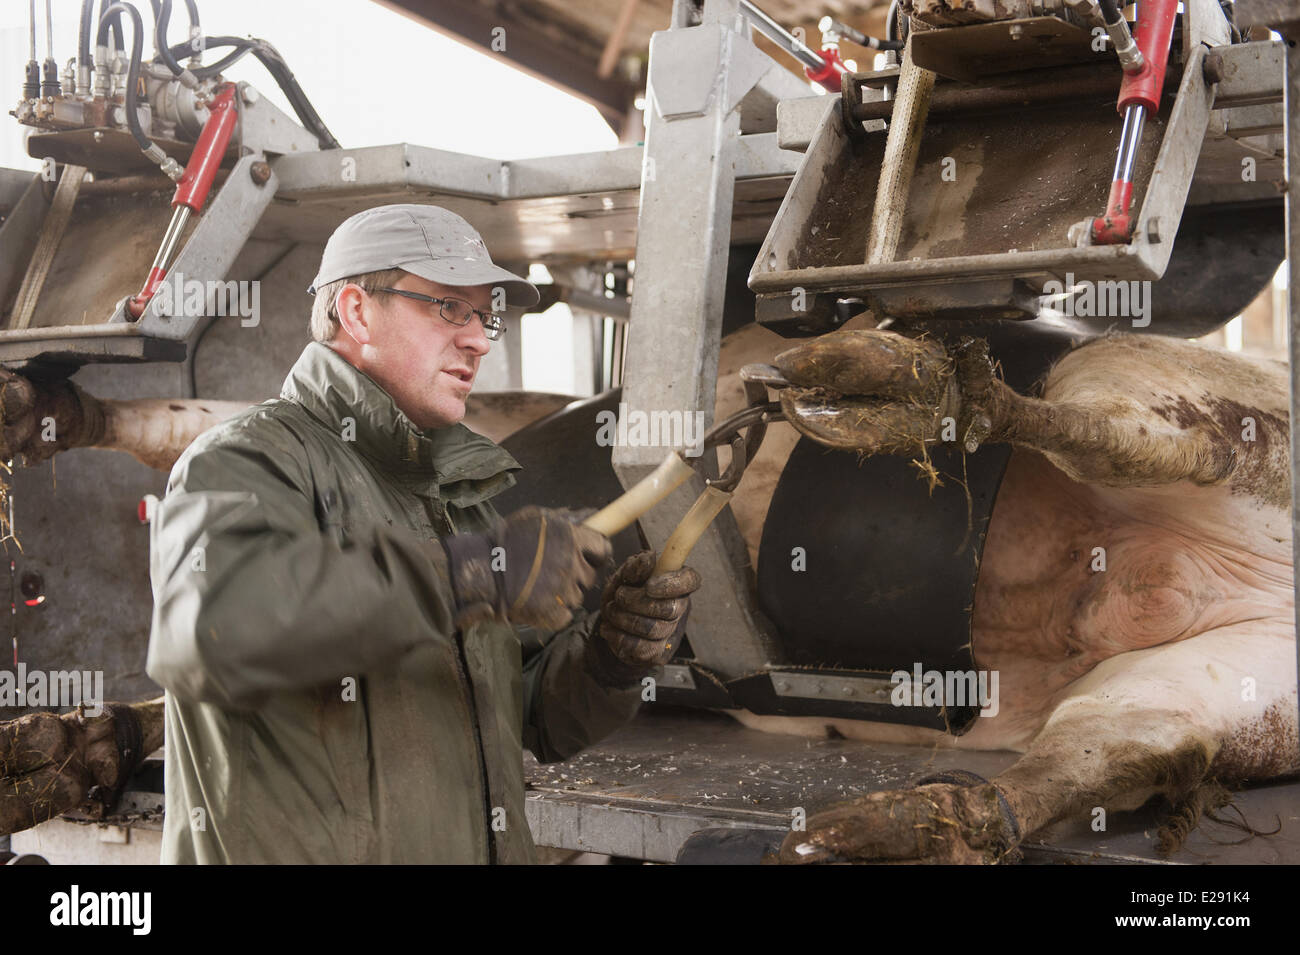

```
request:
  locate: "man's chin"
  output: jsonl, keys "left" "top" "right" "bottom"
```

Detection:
{"left": 420, "top": 397, "right": 467, "bottom": 431}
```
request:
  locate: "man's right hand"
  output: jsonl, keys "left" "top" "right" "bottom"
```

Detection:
{"left": 441, "top": 506, "right": 612, "bottom": 631}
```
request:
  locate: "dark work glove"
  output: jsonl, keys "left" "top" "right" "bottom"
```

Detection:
{"left": 441, "top": 506, "right": 612, "bottom": 631}
{"left": 587, "top": 551, "right": 701, "bottom": 685}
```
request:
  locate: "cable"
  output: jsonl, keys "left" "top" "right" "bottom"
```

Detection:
{"left": 24, "top": 0, "right": 40, "bottom": 100}
{"left": 819, "top": 16, "right": 903, "bottom": 52}
{"left": 40, "top": 0, "right": 60, "bottom": 97}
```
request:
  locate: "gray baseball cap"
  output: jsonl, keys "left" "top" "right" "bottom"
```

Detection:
{"left": 308, "top": 204, "right": 540, "bottom": 308}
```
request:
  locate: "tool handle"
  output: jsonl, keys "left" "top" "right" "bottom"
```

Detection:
{"left": 582, "top": 452, "right": 695, "bottom": 537}
{"left": 653, "top": 485, "right": 732, "bottom": 574}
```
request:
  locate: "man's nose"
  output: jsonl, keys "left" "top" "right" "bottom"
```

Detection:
{"left": 455, "top": 317, "right": 491, "bottom": 356}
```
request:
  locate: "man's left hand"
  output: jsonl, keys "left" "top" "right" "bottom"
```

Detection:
{"left": 596, "top": 551, "right": 701, "bottom": 673}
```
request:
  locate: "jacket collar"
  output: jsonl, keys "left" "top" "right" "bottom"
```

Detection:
{"left": 280, "top": 342, "right": 520, "bottom": 505}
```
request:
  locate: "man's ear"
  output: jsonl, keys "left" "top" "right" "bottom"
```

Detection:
{"left": 334, "top": 283, "right": 373, "bottom": 346}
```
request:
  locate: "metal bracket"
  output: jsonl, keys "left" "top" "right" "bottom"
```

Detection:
{"left": 134, "top": 154, "right": 278, "bottom": 340}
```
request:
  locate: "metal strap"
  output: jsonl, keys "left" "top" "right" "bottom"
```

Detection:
{"left": 10, "top": 164, "right": 86, "bottom": 331}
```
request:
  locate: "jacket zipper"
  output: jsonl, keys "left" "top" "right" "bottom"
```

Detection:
{"left": 451, "top": 631, "right": 496, "bottom": 864}
{"left": 424, "top": 496, "right": 492, "bottom": 862}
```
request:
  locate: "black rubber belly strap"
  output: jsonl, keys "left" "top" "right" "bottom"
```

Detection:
{"left": 916, "top": 769, "right": 1022, "bottom": 846}
{"left": 104, "top": 703, "right": 145, "bottom": 806}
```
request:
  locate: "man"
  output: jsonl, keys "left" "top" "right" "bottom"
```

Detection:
{"left": 146, "top": 204, "right": 700, "bottom": 864}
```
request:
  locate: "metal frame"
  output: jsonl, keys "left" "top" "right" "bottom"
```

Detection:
{"left": 1235, "top": 0, "right": 1300, "bottom": 772}
{"left": 0, "top": 86, "right": 307, "bottom": 366}
{"left": 747, "top": 4, "right": 1256, "bottom": 312}
{"left": 610, "top": 0, "right": 801, "bottom": 678}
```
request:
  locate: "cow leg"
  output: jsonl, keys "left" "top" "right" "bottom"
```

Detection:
{"left": 780, "top": 623, "right": 1297, "bottom": 863}
{"left": 0, "top": 367, "right": 250, "bottom": 471}
{"left": 775, "top": 330, "right": 1286, "bottom": 500}
{"left": 0, "top": 697, "right": 165, "bottom": 835}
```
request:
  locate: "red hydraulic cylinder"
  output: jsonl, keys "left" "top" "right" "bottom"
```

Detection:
{"left": 1090, "top": 0, "right": 1179, "bottom": 244}
{"left": 1116, "top": 0, "right": 1178, "bottom": 114}
{"left": 128, "top": 83, "right": 240, "bottom": 318}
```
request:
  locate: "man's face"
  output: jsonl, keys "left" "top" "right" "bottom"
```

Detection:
{"left": 347, "top": 272, "right": 494, "bottom": 431}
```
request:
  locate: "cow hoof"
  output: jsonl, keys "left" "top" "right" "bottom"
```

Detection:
{"left": 773, "top": 330, "right": 967, "bottom": 454}
{"left": 0, "top": 703, "right": 154, "bottom": 836}
{"left": 0, "top": 368, "right": 38, "bottom": 461}
{"left": 778, "top": 780, "right": 1022, "bottom": 865}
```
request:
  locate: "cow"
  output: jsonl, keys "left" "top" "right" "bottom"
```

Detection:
{"left": 717, "top": 323, "right": 1298, "bottom": 863}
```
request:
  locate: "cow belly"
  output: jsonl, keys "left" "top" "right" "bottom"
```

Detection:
{"left": 717, "top": 327, "right": 1295, "bottom": 764}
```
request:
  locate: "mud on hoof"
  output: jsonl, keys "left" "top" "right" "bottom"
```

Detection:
{"left": 779, "top": 771, "right": 1022, "bottom": 865}
{"left": 0, "top": 368, "right": 103, "bottom": 465}
{"left": 774, "top": 330, "right": 1003, "bottom": 456}
{"left": 0, "top": 701, "right": 158, "bottom": 836}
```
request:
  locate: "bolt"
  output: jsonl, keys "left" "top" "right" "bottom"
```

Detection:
{"left": 1067, "top": 219, "right": 1093, "bottom": 248}
{"left": 1202, "top": 52, "right": 1225, "bottom": 85}
{"left": 92, "top": 130, "right": 104, "bottom": 142}
{"left": 775, "top": 680, "right": 790, "bottom": 692}
{"left": 674, "top": 672, "right": 686, "bottom": 684}
{"left": 240, "top": 84, "right": 260, "bottom": 105}
{"left": 250, "top": 161, "right": 271, "bottom": 185}
{"left": 842, "top": 685, "right": 855, "bottom": 696}
{"left": 1009, "top": 24, "right": 1025, "bottom": 40}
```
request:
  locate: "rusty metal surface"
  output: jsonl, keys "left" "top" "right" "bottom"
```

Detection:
{"left": 910, "top": 16, "right": 1101, "bottom": 83}
{"left": 851, "top": 60, "right": 1176, "bottom": 122}
{"left": 789, "top": 98, "right": 1164, "bottom": 269}
{"left": 525, "top": 708, "right": 1300, "bottom": 863}
{"left": 9, "top": 191, "right": 186, "bottom": 331}
{"left": 25, "top": 128, "right": 240, "bottom": 177}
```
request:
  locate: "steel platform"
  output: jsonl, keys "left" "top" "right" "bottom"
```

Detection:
{"left": 524, "top": 708, "right": 1300, "bottom": 864}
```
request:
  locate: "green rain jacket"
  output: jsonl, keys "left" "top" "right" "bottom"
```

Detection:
{"left": 146, "top": 341, "right": 643, "bottom": 864}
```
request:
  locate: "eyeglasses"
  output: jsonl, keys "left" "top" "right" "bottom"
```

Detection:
{"left": 373, "top": 288, "right": 506, "bottom": 341}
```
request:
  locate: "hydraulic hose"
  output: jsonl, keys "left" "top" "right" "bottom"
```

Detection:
{"left": 97, "top": 3, "right": 155, "bottom": 156}
{"left": 166, "top": 36, "right": 253, "bottom": 78}
{"left": 99, "top": 0, "right": 125, "bottom": 58}
{"left": 24, "top": 0, "right": 40, "bottom": 100}
{"left": 165, "top": 34, "right": 340, "bottom": 148}
{"left": 155, "top": 0, "right": 203, "bottom": 85}
{"left": 155, "top": 0, "right": 193, "bottom": 87}
{"left": 79, "top": 0, "right": 96, "bottom": 93}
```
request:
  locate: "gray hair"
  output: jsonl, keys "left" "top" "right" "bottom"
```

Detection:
{"left": 309, "top": 268, "right": 408, "bottom": 342}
